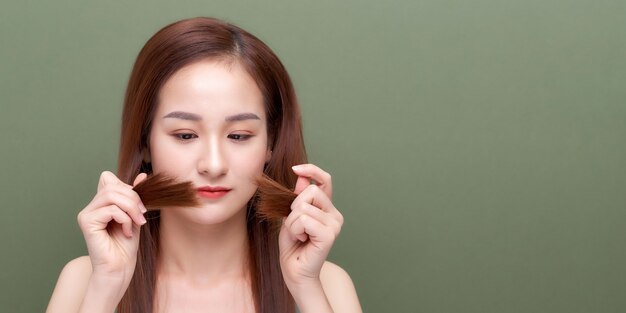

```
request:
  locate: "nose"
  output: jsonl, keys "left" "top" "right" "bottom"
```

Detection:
{"left": 197, "top": 136, "right": 228, "bottom": 178}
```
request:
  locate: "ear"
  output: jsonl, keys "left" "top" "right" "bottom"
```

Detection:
{"left": 265, "top": 147, "right": 272, "bottom": 163}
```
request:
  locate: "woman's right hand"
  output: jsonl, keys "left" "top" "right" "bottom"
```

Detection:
{"left": 77, "top": 171, "right": 148, "bottom": 284}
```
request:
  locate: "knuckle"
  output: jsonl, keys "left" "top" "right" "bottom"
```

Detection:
{"left": 131, "top": 191, "right": 141, "bottom": 203}
{"left": 119, "top": 198, "right": 133, "bottom": 211}
{"left": 308, "top": 184, "right": 320, "bottom": 193}
{"left": 290, "top": 201, "right": 300, "bottom": 212}
{"left": 106, "top": 205, "right": 122, "bottom": 215}
{"left": 329, "top": 219, "right": 341, "bottom": 233}
{"left": 76, "top": 211, "right": 85, "bottom": 225}
{"left": 115, "top": 210, "right": 131, "bottom": 222}
{"left": 99, "top": 171, "right": 114, "bottom": 181}
{"left": 292, "top": 197, "right": 309, "bottom": 210}
{"left": 297, "top": 202, "right": 308, "bottom": 212}
{"left": 104, "top": 190, "right": 123, "bottom": 205}
{"left": 304, "top": 204, "right": 317, "bottom": 215}
{"left": 100, "top": 190, "right": 113, "bottom": 202}
{"left": 299, "top": 214, "right": 308, "bottom": 224}
{"left": 326, "top": 230, "right": 337, "bottom": 242}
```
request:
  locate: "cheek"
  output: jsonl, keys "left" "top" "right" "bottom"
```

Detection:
{"left": 149, "top": 137, "right": 193, "bottom": 174}
{"left": 230, "top": 146, "right": 268, "bottom": 176}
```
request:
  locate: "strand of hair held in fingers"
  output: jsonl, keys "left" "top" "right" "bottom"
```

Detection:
{"left": 131, "top": 173, "right": 296, "bottom": 220}
{"left": 132, "top": 173, "right": 200, "bottom": 209}
{"left": 255, "top": 174, "right": 297, "bottom": 221}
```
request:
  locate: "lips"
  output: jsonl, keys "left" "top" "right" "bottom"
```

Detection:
{"left": 196, "top": 186, "right": 231, "bottom": 199}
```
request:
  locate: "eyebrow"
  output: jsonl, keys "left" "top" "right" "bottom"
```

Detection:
{"left": 163, "top": 111, "right": 202, "bottom": 121}
{"left": 162, "top": 111, "right": 261, "bottom": 122}
{"left": 224, "top": 112, "right": 261, "bottom": 122}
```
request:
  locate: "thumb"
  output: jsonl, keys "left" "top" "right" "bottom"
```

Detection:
{"left": 293, "top": 175, "right": 312, "bottom": 195}
{"left": 133, "top": 172, "right": 148, "bottom": 187}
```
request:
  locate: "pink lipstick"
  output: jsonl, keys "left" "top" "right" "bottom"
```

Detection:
{"left": 197, "top": 186, "right": 231, "bottom": 199}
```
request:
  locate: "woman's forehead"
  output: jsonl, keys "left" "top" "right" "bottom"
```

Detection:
{"left": 156, "top": 60, "right": 266, "bottom": 119}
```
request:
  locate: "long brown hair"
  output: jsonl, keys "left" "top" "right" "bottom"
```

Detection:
{"left": 116, "top": 17, "right": 306, "bottom": 313}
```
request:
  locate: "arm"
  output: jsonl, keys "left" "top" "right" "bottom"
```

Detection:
{"left": 47, "top": 172, "right": 148, "bottom": 313}
{"left": 46, "top": 256, "right": 92, "bottom": 313}
{"left": 320, "top": 261, "right": 362, "bottom": 313}
{"left": 290, "top": 261, "right": 362, "bottom": 313}
{"left": 46, "top": 256, "right": 129, "bottom": 313}
{"left": 280, "top": 164, "right": 363, "bottom": 313}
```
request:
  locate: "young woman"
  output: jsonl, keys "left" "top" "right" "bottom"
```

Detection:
{"left": 46, "top": 17, "right": 361, "bottom": 313}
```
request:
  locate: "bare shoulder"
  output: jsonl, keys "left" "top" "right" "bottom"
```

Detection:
{"left": 320, "top": 261, "right": 363, "bottom": 313}
{"left": 46, "top": 256, "right": 93, "bottom": 313}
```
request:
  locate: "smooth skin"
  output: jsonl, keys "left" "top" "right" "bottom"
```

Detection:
{"left": 46, "top": 60, "right": 362, "bottom": 313}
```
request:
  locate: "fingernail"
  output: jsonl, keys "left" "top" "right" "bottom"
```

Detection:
{"left": 139, "top": 215, "right": 147, "bottom": 225}
{"left": 292, "top": 165, "right": 303, "bottom": 171}
{"left": 139, "top": 203, "right": 147, "bottom": 213}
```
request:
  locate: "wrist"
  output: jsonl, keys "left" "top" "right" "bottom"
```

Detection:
{"left": 91, "top": 266, "right": 135, "bottom": 281}
{"left": 78, "top": 274, "right": 129, "bottom": 313}
{"left": 287, "top": 279, "right": 333, "bottom": 313}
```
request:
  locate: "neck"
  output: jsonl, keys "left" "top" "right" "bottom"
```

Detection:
{"left": 157, "top": 208, "right": 250, "bottom": 285}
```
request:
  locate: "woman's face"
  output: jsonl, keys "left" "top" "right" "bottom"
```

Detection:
{"left": 148, "top": 59, "right": 270, "bottom": 225}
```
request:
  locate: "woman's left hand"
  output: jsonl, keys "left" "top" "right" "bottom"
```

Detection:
{"left": 278, "top": 164, "right": 344, "bottom": 292}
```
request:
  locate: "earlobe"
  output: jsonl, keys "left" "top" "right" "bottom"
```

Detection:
{"left": 265, "top": 149, "right": 272, "bottom": 163}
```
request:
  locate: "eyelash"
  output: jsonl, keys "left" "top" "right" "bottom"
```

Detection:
{"left": 174, "top": 133, "right": 197, "bottom": 141}
{"left": 228, "top": 134, "right": 253, "bottom": 141}
{"left": 172, "top": 133, "right": 253, "bottom": 142}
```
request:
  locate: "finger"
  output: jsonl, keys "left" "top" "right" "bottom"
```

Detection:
{"left": 133, "top": 173, "right": 148, "bottom": 187}
{"left": 294, "top": 185, "right": 344, "bottom": 228}
{"left": 289, "top": 215, "right": 311, "bottom": 243}
{"left": 87, "top": 205, "right": 135, "bottom": 238}
{"left": 89, "top": 186, "right": 146, "bottom": 225}
{"left": 107, "top": 191, "right": 146, "bottom": 226}
{"left": 97, "top": 171, "right": 125, "bottom": 192}
{"left": 107, "top": 206, "right": 135, "bottom": 238}
{"left": 286, "top": 199, "right": 343, "bottom": 242}
{"left": 284, "top": 204, "right": 326, "bottom": 242}
{"left": 90, "top": 183, "right": 142, "bottom": 208}
{"left": 278, "top": 217, "right": 299, "bottom": 250}
{"left": 132, "top": 173, "right": 149, "bottom": 213}
{"left": 285, "top": 202, "right": 330, "bottom": 232}
{"left": 295, "top": 184, "right": 337, "bottom": 215}
{"left": 289, "top": 214, "right": 335, "bottom": 246}
{"left": 291, "top": 164, "right": 333, "bottom": 198}
{"left": 293, "top": 175, "right": 313, "bottom": 195}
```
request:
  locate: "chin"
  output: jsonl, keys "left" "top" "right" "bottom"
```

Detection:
{"left": 170, "top": 203, "right": 248, "bottom": 226}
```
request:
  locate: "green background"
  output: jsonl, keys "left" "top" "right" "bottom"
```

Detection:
{"left": 1, "top": 0, "right": 625, "bottom": 312}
